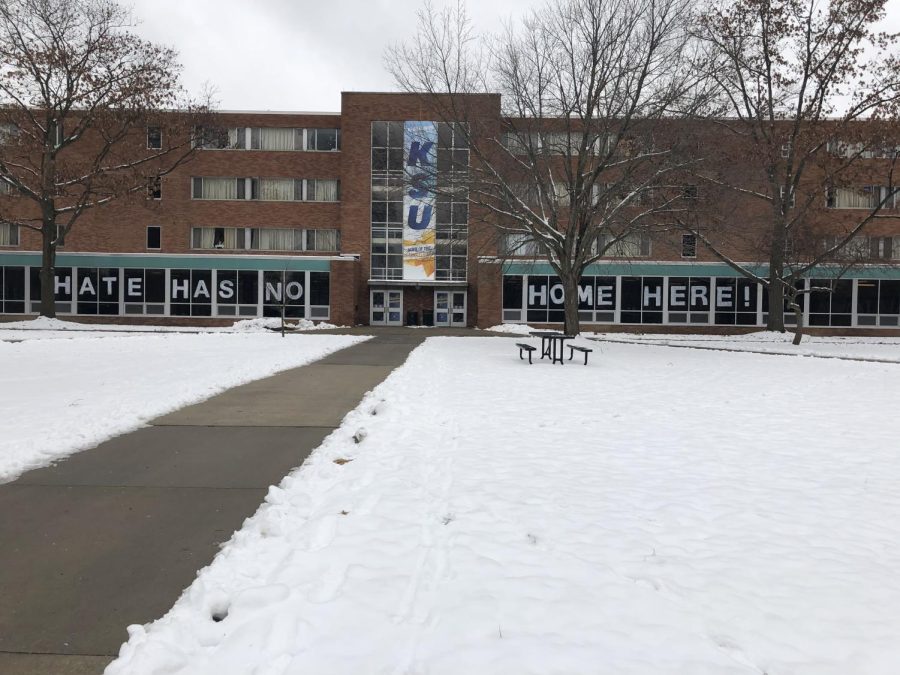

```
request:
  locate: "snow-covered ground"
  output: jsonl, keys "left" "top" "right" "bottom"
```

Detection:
{"left": 594, "top": 330, "right": 900, "bottom": 362}
{"left": 0, "top": 332, "right": 367, "bottom": 483}
{"left": 0, "top": 317, "right": 342, "bottom": 341}
{"left": 108, "top": 337, "right": 900, "bottom": 675}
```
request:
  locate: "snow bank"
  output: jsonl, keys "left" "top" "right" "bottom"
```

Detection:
{"left": 0, "top": 316, "right": 343, "bottom": 340}
{"left": 482, "top": 323, "right": 536, "bottom": 334}
{"left": 0, "top": 333, "right": 367, "bottom": 483}
{"left": 227, "top": 318, "right": 340, "bottom": 332}
{"left": 108, "top": 338, "right": 900, "bottom": 674}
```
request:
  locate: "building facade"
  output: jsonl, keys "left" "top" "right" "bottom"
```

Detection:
{"left": 1, "top": 92, "right": 899, "bottom": 332}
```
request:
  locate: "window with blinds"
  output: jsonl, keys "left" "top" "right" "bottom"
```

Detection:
{"left": 0, "top": 222, "right": 18, "bottom": 246}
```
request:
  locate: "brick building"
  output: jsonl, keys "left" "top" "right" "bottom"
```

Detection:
{"left": 1, "top": 92, "right": 898, "bottom": 331}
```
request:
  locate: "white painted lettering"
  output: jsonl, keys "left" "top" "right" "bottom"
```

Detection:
{"left": 577, "top": 285, "right": 593, "bottom": 305}
{"left": 528, "top": 284, "right": 546, "bottom": 306}
{"left": 549, "top": 283, "right": 564, "bottom": 305}
{"left": 670, "top": 285, "right": 686, "bottom": 307}
{"left": 78, "top": 276, "right": 96, "bottom": 297}
{"left": 285, "top": 281, "right": 303, "bottom": 300}
{"left": 218, "top": 279, "right": 234, "bottom": 299}
{"left": 716, "top": 285, "right": 733, "bottom": 308}
{"left": 102, "top": 276, "right": 116, "bottom": 295}
{"left": 643, "top": 284, "right": 662, "bottom": 308}
{"left": 596, "top": 286, "right": 614, "bottom": 307}
{"left": 54, "top": 275, "right": 71, "bottom": 295}
{"left": 264, "top": 282, "right": 282, "bottom": 302}
{"left": 193, "top": 280, "right": 210, "bottom": 299}
{"left": 127, "top": 277, "right": 142, "bottom": 297}
{"left": 172, "top": 278, "right": 190, "bottom": 299}
{"left": 691, "top": 285, "right": 708, "bottom": 306}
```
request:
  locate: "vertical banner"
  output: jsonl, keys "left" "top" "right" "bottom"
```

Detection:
{"left": 403, "top": 121, "right": 437, "bottom": 280}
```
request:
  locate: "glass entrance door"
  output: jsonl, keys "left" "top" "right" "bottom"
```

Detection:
{"left": 370, "top": 289, "right": 403, "bottom": 325}
{"left": 434, "top": 290, "right": 466, "bottom": 327}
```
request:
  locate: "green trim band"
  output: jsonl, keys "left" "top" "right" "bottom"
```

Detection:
{"left": 502, "top": 260, "right": 900, "bottom": 279}
{"left": 0, "top": 252, "right": 332, "bottom": 271}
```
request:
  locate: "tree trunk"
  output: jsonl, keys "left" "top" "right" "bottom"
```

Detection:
{"left": 767, "top": 218, "right": 786, "bottom": 332}
{"left": 789, "top": 295, "right": 805, "bottom": 345}
{"left": 765, "top": 282, "right": 785, "bottom": 332}
{"left": 562, "top": 273, "right": 581, "bottom": 336}
{"left": 39, "top": 222, "right": 57, "bottom": 318}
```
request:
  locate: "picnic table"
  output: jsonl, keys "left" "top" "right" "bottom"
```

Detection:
{"left": 529, "top": 331, "right": 576, "bottom": 365}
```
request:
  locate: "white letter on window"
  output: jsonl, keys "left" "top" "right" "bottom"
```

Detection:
{"left": 218, "top": 279, "right": 234, "bottom": 300}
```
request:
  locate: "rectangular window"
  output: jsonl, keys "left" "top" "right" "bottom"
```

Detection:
{"left": 148, "top": 176, "right": 161, "bottom": 200}
{"left": 194, "top": 126, "right": 244, "bottom": 150}
{"left": 827, "top": 186, "right": 882, "bottom": 209}
{"left": 681, "top": 233, "right": 697, "bottom": 258}
{"left": 305, "top": 229, "right": 340, "bottom": 251}
{"left": 250, "top": 228, "right": 304, "bottom": 251}
{"left": 147, "top": 127, "right": 162, "bottom": 150}
{"left": 52, "top": 119, "right": 63, "bottom": 148}
{"left": 599, "top": 232, "right": 651, "bottom": 257}
{"left": 192, "top": 177, "right": 241, "bottom": 200}
{"left": 305, "top": 128, "right": 340, "bottom": 151}
{"left": 146, "top": 226, "right": 161, "bottom": 250}
{"left": 780, "top": 186, "right": 795, "bottom": 208}
{"left": 258, "top": 177, "right": 295, "bottom": 201}
{"left": 0, "top": 222, "right": 18, "bottom": 246}
{"left": 0, "top": 123, "right": 18, "bottom": 144}
{"left": 500, "top": 233, "right": 538, "bottom": 257}
{"left": 306, "top": 179, "right": 340, "bottom": 201}
{"left": 253, "top": 127, "right": 297, "bottom": 151}
{"left": 191, "top": 226, "right": 246, "bottom": 250}
{"left": 682, "top": 185, "right": 699, "bottom": 202}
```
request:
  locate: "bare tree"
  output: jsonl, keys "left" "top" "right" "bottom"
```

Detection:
{"left": 0, "top": 0, "right": 212, "bottom": 317}
{"left": 686, "top": 0, "right": 900, "bottom": 337}
{"left": 387, "top": 0, "right": 713, "bottom": 335}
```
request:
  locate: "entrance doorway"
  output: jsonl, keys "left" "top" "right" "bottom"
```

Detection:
{"left": 370, "top": 289, "right": 403, "bottom": 325}
{"left": 434, "top": 290, "right": 467, "bottom": 327}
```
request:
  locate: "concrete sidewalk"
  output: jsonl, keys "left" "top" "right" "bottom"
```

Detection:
{"left": 0, "top": 332, "right": 425, "bottom": 675}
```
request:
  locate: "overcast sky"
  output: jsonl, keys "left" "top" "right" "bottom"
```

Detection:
{"left": 127, "top": 0, "right": 539, "bottom": 112}
{"left": 128, "top": 0, "right": 900, "bottom": 113}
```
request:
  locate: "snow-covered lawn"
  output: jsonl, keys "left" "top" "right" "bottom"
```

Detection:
{"left": 108, "top": 337, "right": 900, "bottom": 675}
{"left": 592, "top": 331, "right": 900, "bottom": 362}
{"left": 0, "top": 332, "right": 367, "bottom": 483}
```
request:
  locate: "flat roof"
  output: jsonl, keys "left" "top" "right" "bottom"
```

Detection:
{"left": 217, "top": 110, "right": 341, "bottom": 116}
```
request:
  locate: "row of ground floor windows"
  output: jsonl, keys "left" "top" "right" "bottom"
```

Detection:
{"left": 502, "top": 275, "right": 900, "bottom": 327}
{"left": 0, "top": 267, "right": 330, "bottom": 319}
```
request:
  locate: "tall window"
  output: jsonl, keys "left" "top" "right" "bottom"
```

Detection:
{"left": 0, "top": 222, "right": 18, "bottom": 246}
{"left": 147, "top": 127, "right": 162, "bottom": 150}
{"left": 146, "top": 226, "right": 161, "bottom": 250}
{"left": 370, "top": 121, "right": 406, "bottom": 280}
{"left": 148, "top": 176, "right": 162, "bottom": 200}
{"left": 681, "top": 233, "right": 697, "bottom": 258}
